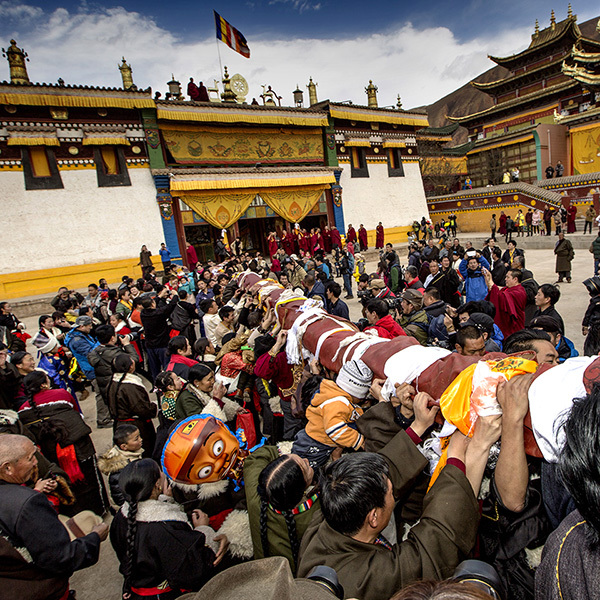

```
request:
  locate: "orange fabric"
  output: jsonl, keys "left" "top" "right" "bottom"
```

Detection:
{"left": 100, "top": 147, "right": 119, "bottom": 175}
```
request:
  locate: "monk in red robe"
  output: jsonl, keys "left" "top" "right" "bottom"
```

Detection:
{"left": 330, "top": 226, "right": 342, "bottom": 249}
{"left": 567, "top": 204, "right": 577, "bottom": 234}
{"left": 358, "top": 224, "right": 368, "bottom": 251}
{"left": 186, "top": 242, "right": 198, "bottom": 271}
{"left": 484, "top": 267, "right": 526, "bottom": 338}
{"left": 498, "top": 212, "right": 507, "bottom": 236}
{"left": 375, "top": 222, "right": 384, "bottom": 249}
{"left": 346, "top": 224, "right": 357, "bottom": 244}
{"left": 322, "top": 225, "right": 332, "bottom": 253}
{"left": 267, "top": 232, "right": 278, "bottom": 258}
{"left": 298, "top": 229, "right": 309, "bottom": 254}
{"left": 282, "top": 230, "right": 294, "bottom": 255}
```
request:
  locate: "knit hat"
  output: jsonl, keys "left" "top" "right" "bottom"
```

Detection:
{"left": 71, "top": 315, "right": 92, "bottom": 329}
{"left": 336, "top": 359, "right": 373, "bottom": 399}
{"left": 401, "top": 289, "right": 423, "bottom": 309}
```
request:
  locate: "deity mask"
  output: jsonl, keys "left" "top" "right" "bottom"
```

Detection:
{"left": 161, "top": 415, "right": 243, "bottom": 485}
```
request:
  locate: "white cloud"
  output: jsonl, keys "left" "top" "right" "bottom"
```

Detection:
{"left": 0, "top": 1, "right": 42, "bottom": 19}
{"left": 0, "top": 4, "right": 534, "bottom": 109}
{"left": 269, "top": 0, "right": 322, "bottom": 12}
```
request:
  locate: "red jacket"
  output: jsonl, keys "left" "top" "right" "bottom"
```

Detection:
{"left": 365, "top": 315, "right": 406, "bottom": 340}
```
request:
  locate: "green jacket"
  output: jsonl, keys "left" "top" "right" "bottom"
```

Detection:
{"left": 297, "top": 419, "right": 479, "bottom": 600}
{"left": 591, "top": 236, "right": 600, "bottom": 260}
{"left": 399, "top": 309, "right": 429, "bottom": 345}
{"left": 244, "top": 445, "right": 320, "bottom": 573}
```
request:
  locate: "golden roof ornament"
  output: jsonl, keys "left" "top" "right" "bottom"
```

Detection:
{"left": 221, "top": 66, "right": 237, "bottom": 103}
{"left": 550, "top": 9, "right": 556, "bottom": 30}
{"left": 2, "top": 39, "right": 30, "bottom": 85}
{"left": 567, "top": 3, "right": 573, "bottom": 18}
{"left": 119, "top": 57, "right": 136, "bottom": 91}
{"left": 365, "top": 80, "right": 378, "bottom": 108}
{"left": 396, "top": 95, "right": 403, "bottom": 110}
{"left": 534, "top": 19, "right": 540, "bottom": 37}
{"left": 307, "top": 77, "right": 318, "bottom": 106}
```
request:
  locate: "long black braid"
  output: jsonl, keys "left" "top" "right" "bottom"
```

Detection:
{"left": 108, "top": 354, "right": 135, "bottom": 419}
{"left": 118, "top": 459, "right": 160, "bottom": 599}
{"left": 122, "top": 499, "right": 139, "bottom": 599}
{"left": 282, "top": 509, "right": 300, "bottom": 571}
{"left": 257, "top": 455, "right": 308, "bottom": 574}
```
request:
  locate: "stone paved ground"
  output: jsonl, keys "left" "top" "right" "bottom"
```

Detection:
{"left": 17, "top": 244, "right": 596, "bottom": 599}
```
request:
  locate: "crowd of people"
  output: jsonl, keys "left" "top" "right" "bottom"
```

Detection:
{"left": 2, "top": 219, "right": 600, "bottom": 600}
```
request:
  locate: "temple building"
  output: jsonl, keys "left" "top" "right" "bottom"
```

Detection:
{"left": 0, "top": 43, "right": 162, "bottom": 298}
{"left": 312, "top": 86, "right": 430, "bottom": 247}
{"left": 448, "top": 8, "right": 600, "bottom": 185}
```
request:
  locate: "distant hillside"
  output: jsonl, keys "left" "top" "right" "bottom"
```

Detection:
{"left": 418, "top": 16, "right": 600, "bottom": 146}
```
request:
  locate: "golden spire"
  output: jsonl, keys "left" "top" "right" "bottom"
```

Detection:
{"left": 2, "top": 39, "right": 30, "bottom": 84}
{"left": 307, "top": 76, "right": 318, "bottom": 106}
{"left": 119, "top": 57, "right": 135, "bottom": 90}
{"left": 365, "top": 80, "right": 378, "bottom": 108}
{"left": 221, "top": 66, "right": 237, "bottom": 103}
{"left": 550, "top": 9, "right": 556, "bottom": 30}
{"left": 567, "top": 3, "right": 573, "bottom": 18}
{"left": 396, "top": 95, "right": 403, "bottom": 110}
{"left": 534, "top": 19, "right": 540, "bottom": 36}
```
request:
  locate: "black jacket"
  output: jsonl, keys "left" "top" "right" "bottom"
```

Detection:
{"left": 88, "top": 343, "right": 139, "bottom": 398}
{"left": 140, "top": 296, "right": 179, "bottom": 348}
{"left": 0, "top": 481, "right": 100, "bottom": 600}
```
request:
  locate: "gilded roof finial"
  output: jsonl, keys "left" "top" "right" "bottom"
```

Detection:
{"left": 307, "top": 76, "right": 318, "bottom": 106}
{"left": 534, "top": 19, "right": 540, "bottom": 36}
{"left": 550, "top": 9, "right": 556, "bottom": 30}
{"left": 396, "top": 95, "right": 403, "bottom": 110}
{"left": 221, "top": 66, "right": 237, "bottom": 103}
{"left": 365, "top": 80, "right": 378, "bottom": 108}
{"left": 2, "top": 39, "right": 30, "bottom": 85}
{"left": 119, "top": 57, "right": 136, "bottom": 91}
{"left": 567, "top": 3, "right": 573, "bottom": 18}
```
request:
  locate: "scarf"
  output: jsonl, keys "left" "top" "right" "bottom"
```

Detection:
{"left": 167, "top": 355, "right": 198, "bottom": 370}
{"left": 111, "top": 372, "right": 146, "bottom": 389}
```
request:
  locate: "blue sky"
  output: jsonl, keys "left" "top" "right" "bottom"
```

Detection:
{"left": 1, "top": 1, "right": 598, "bottom": 108}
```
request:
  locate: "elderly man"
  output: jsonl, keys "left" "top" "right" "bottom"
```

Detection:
{"left": 0, "top": 434, "right": 108, "bottom": 599}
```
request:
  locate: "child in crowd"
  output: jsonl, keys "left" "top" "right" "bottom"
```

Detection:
{"left": 292, "top": 359, "right": 372, "bottom": 468}
{"left": 98, "top": 424, "right": 144, "bottom": 507}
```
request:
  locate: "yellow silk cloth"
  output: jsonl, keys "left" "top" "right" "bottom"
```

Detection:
{"left": 571, "top": 125, "right": 600, "bottom": 175}
{"left": 180, "top": 185, "right": 326, "bottom": 228}
{"left": 429, "top": 357, "right": 538, "bottom": 489}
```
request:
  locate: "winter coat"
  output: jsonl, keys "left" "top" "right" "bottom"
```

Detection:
{"left": 554, "top": 238, "right": 574, "bottom": 273}
{"left": 399, "top": 309, "right": 430, "bottom": 345}
{"left": 174, "top": 385, "right": 239, "bottom": 422}
{"left": 364, "top": 315, "right": 406, "bottom": 339}
{"left": 297, "top": 422, "right": 478, "bottom": 600}
{"left": 591, "top": 235, "right": 600, "bottom": 259}
{"left": 244, "top": 445, "right": 321, "bottom": 573}
{"left": 140, "top": 296, "right": 179, "bottom": 349}
{"left": 88, "top": 343, "right": 139, "bottom": 398}
{"left": 0, "top": 481, "right": 101, "bottom": 600}
{"left": 304, "top": 379, "right": 364, "bottom": 450}
{"left": 110, "top": 497, "right": 219, "bottom": 594}
{"left": 459, "top": 256, "right": 491, "bottom": 303}
{"left": 97, "top": 445, "right": 143, "bottom": 507}
{"left": 64, "top": 329, "right": 100, "bottom": 380}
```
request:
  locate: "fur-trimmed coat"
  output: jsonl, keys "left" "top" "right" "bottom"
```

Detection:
{"left": 110, "top": 495, "right": 219, "bottom": 593}
{"left": 97, "top": 446, "right": 143, "bottom": 507}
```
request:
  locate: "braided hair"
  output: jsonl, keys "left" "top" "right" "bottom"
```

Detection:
{"left": 107, "top": 354, "right": 135, "bottom": 419}
{"left": 257, "top": 455, "right": 309, "bottom": 573}
{"left": 118, "top": 459, "right": 161, "bottom": 598}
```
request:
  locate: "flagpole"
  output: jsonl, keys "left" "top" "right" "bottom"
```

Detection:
{"left": 215, "top": 36, "right": 224, "bottom": 83}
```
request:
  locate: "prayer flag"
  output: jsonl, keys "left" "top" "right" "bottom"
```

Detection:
{"left": 214, "top": 11, "right": 250, "bottom": 58}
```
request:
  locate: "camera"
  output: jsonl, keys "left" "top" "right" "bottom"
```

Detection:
{"left": 357, "top": 289, "right": 373, "bottom": 307}
{"left": 119, "top": 330, "right": 140, "bottom": 343}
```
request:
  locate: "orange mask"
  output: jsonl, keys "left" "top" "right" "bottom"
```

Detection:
{"left": 161, "top": 415, "right": 242, "bottom": 485}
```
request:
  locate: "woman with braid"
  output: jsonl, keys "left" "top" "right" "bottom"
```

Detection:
{"left": 244, "top": 448, "right": 319, "bottom": 574}
{"left": 107, "top": 354, "right": 157, "bottom": 459}
{"left": 110, "top": 459, "right": 228, "bottom": 600}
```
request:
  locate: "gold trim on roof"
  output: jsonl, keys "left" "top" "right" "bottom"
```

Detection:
{"left": 467, "top": 134, "right": 534, "bottom": 155}
{"left": 0, "top": 90, "right": 154, "bottom": 109}
{"left": 7, "top": 136, "right": 59, "bottom": 146}
{"left": 82, "top": 137, "right": 130, "bottom": 146}
{"left": 382, "top": 140, "right": 407, "bottom": 148}
{"left": 344, "top": 140, "right": 371, "bottom": 147}
{"left": 156, "top": 107, "right": 329, "bottom": 127}
{"left": 159, "top": 123, "right": 322, "bottom": 135}
{"left": 172, "top": 174, "right": 336, "bottom": 192}
{"left": 329, "top": 107, "right": 428, "bottom": 126}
